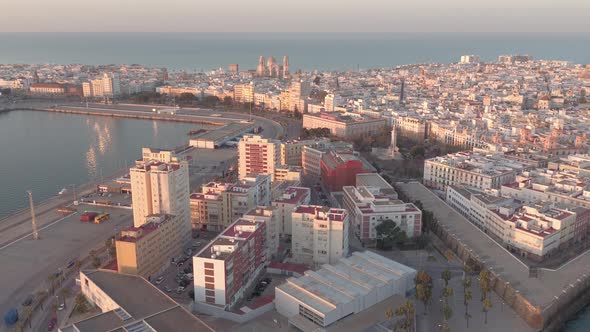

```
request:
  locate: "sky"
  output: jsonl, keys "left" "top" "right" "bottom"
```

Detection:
{"left": 1, "top": 0, "right": 589, "bottom": 33}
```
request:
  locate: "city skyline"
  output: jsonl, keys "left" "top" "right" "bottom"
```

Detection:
{"left": 1, "top": 0, "right": 589, "bottom": 33}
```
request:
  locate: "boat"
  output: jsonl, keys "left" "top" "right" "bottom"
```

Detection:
{"left": 58, "top": 188, "right": 68, "bottom": 195}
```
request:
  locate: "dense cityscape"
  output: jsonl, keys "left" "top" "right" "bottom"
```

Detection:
{"left": 1, "top": 51, "right": 590, "bottom": 332}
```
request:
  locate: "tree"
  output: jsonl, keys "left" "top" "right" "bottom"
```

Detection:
{"left": 59, "top": 287, "right": 71, "bottom": 307}
{"left": 416, "top": 284, "right": 431, "bottom": 314}
{"left": 92, "top": 256, "right": 101, "bottom": 268}
{"left": 385, "top": 307, "right": 394, "bottom": 320}
{"left": 47, "top": 274, "right": 57, "bottom": 294}
{"left": 414, "top": 270, "right": 433, "bottom": 314}
{"left": 74, "top": 260, "right": 82, "bottom": 272}
{"left": 375, "top": 219, "right": 407, "bottom": 249}
{"left": 482, "top": 297, "right": 493, "bottom": 324}
{"left": 23, "top": 307, "right": 33, "bottom": 328}
{"left": 36, "top": 290, "right": 48, "bottom": 310}
{"left": 478, "top": 270, "right": 492, "bottom": 301}
{"left": 75, "top": 293, "right": 90, "bottom": 314}
{"left": 14, "top": 320, "right": 24, "bottom": 332}
{"left": 409, "top": 145, "right": 425, "bottom": 159}
{"left": 395, "top": 300, "right": 415, "bottom": 332}
{"left": 441, "top": 269, "right": 452, "bottom": 287}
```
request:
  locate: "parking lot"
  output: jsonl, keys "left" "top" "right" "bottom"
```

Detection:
{"left": 152, "top": 231, "right": 219, "bottom": 304}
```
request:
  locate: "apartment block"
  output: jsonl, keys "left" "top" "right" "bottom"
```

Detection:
{"left": 115, "top": 214, "right": 184, "bottom": 279}
{"left": 274, "top": 165, "right": 302, "bottom": 183}
{"left": 190, "top": 175, "right": 271, "bottom": 231}
{"left": 271, "top": 186, "right": 311, "bottom": 236}
{"left": 302, "top": 141, "right": 353, "bottom": 178}
{"left": 424, "top": 152, "right": 530, "bottom": 192}
{"left": 193, "top": 218, "right": 267, "bottom": 309}
{"left": 342, "top": 174, "right": 422, "bottom": 242}
{"left": 281, "top": 138, "right": 330, "bottom": 166}
{"left": 243, "top": 206, "right": 280, "bottom": 257}
{"left": 129, "top": 157, "right": 191, "bottom": 247}
{"left": 238, "top": 135, "right": 281, "bottom": 181}
{"left": 291, "top": 205, "right": 349, "bottom": 266}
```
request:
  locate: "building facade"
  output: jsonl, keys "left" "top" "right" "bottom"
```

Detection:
{"left": 238, "top": 135, "right": 281, "bottom": 181}
{"left": 291, "top": 206, "right": 349, "bottom": 266}
{"left": 193, "top": 218, "right": 267, "bottom": 310}
{"left": 303, "top": 113, "right": 387, "bottom": 139}
{"left": 271, "top": 186, "right": 311, "bottom": 236}
{"left": 115, "top": 214, "right": 184, "bottom": 280}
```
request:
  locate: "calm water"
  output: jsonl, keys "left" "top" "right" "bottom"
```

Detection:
{"left": 0, "top": 32, "right": 589, "bottom": 71}
{"left": 0, "top": 110, "right": 196, "bottom": 218}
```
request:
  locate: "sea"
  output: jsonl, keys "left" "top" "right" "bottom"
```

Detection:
{"left": 0, "top": 32, "right": 589, "bottom": 71}
{"left": 1, "top": 32, "right": 590, "bottom": 330}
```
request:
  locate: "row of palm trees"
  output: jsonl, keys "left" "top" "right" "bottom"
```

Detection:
{"left": 401, "top": 265, "right": 495, "bottom": 332}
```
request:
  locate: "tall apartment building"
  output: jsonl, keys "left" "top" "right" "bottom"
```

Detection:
{"left": 460, "top": 55, "right": 480, "bottom": 64}
{"left": 83, "top": 73, "right": 120, "bottom": 98}
{"left": 291, "top": 205, "right": 349, "bottom": 265}
{"left": 238, "top": 135, "right": 281, "bottom": 181}
{"left": 423, "top": 152, "right": 529, "bottom": 192}
{"left": 271, "top": 186, "right": 311, "bottom": 236}
{"left": 193, "top": 218, "right": 267, "bottom": 309}
{"left": 303, "top": 112, "right": 387, "bottom": 139}
{"left": 288, "top": 80, "right": 311, "bottom": 112}
{"left": 233, "top": 84, "right": 254, "bottom": 103}
{"left": 343, "top": 174, "right": 422, "bottom": 242}
{"left": 129, "top": 158, "right": 191, "bottom": 246}
{"left": 323, "top": 93, "right": 342, "bottom": 112}
{"left": 243, "top": 206, "right": 280, "bottom": 257}
{"left": 115, "top": 214, "right": 184, "bottom": 279}
{"left": 190, "top": 175, "right": 271, "bottom": 231}
{"left": 281, "top": 138, "right": 330, "bottom": 166}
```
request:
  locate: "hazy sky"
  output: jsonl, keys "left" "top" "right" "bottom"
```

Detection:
{"left": 1, "top": 0, "right": 589, "bottom": 33}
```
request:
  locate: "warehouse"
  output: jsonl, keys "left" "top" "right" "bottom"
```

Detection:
{"left": 274, "top": 251, "right": 416, "bottom": 331}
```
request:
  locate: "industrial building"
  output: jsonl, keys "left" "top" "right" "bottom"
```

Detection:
{"left": 275, "top": 251, "right": 416, "bottom": 331}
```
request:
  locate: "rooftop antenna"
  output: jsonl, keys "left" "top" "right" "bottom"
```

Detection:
{"left": 26, "top": 190, "right": 39, "bottom": 240}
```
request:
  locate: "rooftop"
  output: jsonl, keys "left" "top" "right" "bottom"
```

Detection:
{"left": 63, "top": 270, "right": 213, "bottom": 332}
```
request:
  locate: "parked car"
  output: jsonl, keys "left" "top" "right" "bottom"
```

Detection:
{"left": 176, "top": 286, "right": 185, "bottom": 294}
{"left": 262, "top": 277, "right": 272, "bottom": 284}
{"left": 155, "top": 276, "right": 165, "bottom": 285}
{"left": 179, "top": 279, "right": 191, "bottom": 287}
{"left": 58, "top": 303, "right": 65, "bottom": 311}
{"left": 164, "top": 286, "right": 172, "bottom": 292}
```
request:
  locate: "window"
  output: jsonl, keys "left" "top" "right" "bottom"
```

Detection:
{"left": 205, "top": 283, "right": 215, "bottom": 289}
{"left": 205, "top": 276, "right": 215, "bottom": 283}
{"left": 206, "top": 290, "right": 215, "bottom": 297}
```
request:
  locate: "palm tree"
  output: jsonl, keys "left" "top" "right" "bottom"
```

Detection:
{"left": 47, "top": 274, "right": 57, "bottom": 294}
{"left": 441, "top": 269, "right": 452, "bottom": 287}
{"left": 395, "top": 300, "right": 415, "bottom": 332}
{"left": 23, "top": 307, "right": 33, "bottom": 328}
{"left": 58, "top": 287, "right": 71, "bottom": 307}
{"left": 36, "top": 290, "right": 48, "bottom": 310}
{"left": 482, "top": 297, "right": 493, "bottom": 324}
{"left": 385, "top": 307, "right": 394, "bottom": 320}
{"left": 14, "top": 320, "right": 24, "bottom": 332}
{"left": 478, "top": 270, "right": 491, "bottom": 301}
{"left": 414, "top": 270, "right": 433, "bottom": 315}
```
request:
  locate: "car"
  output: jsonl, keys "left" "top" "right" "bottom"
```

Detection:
{"left": 164, "top": 286, "right": 172, "bottom": 292}
{"left": 58, "top": 303, "right": 65, "bottom": 311}
{"left": 196, "top": 242, "right": 202, "bottom": 246}
{"left": 176, "top": 286, "right": 185, "bottom": 294}
{"left": 177, "top": 261, "right": 184, "bottom": 267}
{"left": 252, "top": 291, "right": 261, "bottom": 297}
{"left": 155, "top": 276, "right": 165, "bottom": 285}
{"left": 179, "top": 279, "right": 191, "bottom": 287}
{"left": 262, "top": 277, "right": 272, "bottom": 283}
{"left": 21, "top": 295, "right": 33, "bottom": 306}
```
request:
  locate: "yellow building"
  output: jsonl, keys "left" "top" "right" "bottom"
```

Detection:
{"left": 115, "top": 214, "right": 184, "bottom": 280}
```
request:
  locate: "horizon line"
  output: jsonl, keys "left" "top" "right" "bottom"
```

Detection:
{"left": 0, "top": 31, "right": 588, "bottom": 34}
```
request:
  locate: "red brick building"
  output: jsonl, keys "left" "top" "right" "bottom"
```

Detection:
{"left": 320, "top": 151, "right": 375, "bottom": 191}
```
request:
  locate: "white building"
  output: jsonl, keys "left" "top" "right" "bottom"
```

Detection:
{"left": 424, "top": 152, "right": 529, "bottom": 192}
{"left": 271, "top": 186, "right": 311, "bottom": 236}
{"left": 130, "top": 156, "right": 190, "bottom": 247}
{"left": 291, "top": 206, "right": 349, "bottom": 266}
{"left": 342, "top": 174, "right": 422, "bottom": 242}
{"left": 275, "top": 251, "right": 416, "bottom": 330}
{"left": 460, "top": 55, "right": 480, "bottom": 64}
{"left": 193, "top": 218, "right": 267, "bottom": 310}
{"left": 238, "top": 135, "right": 281, "bottom": 181}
